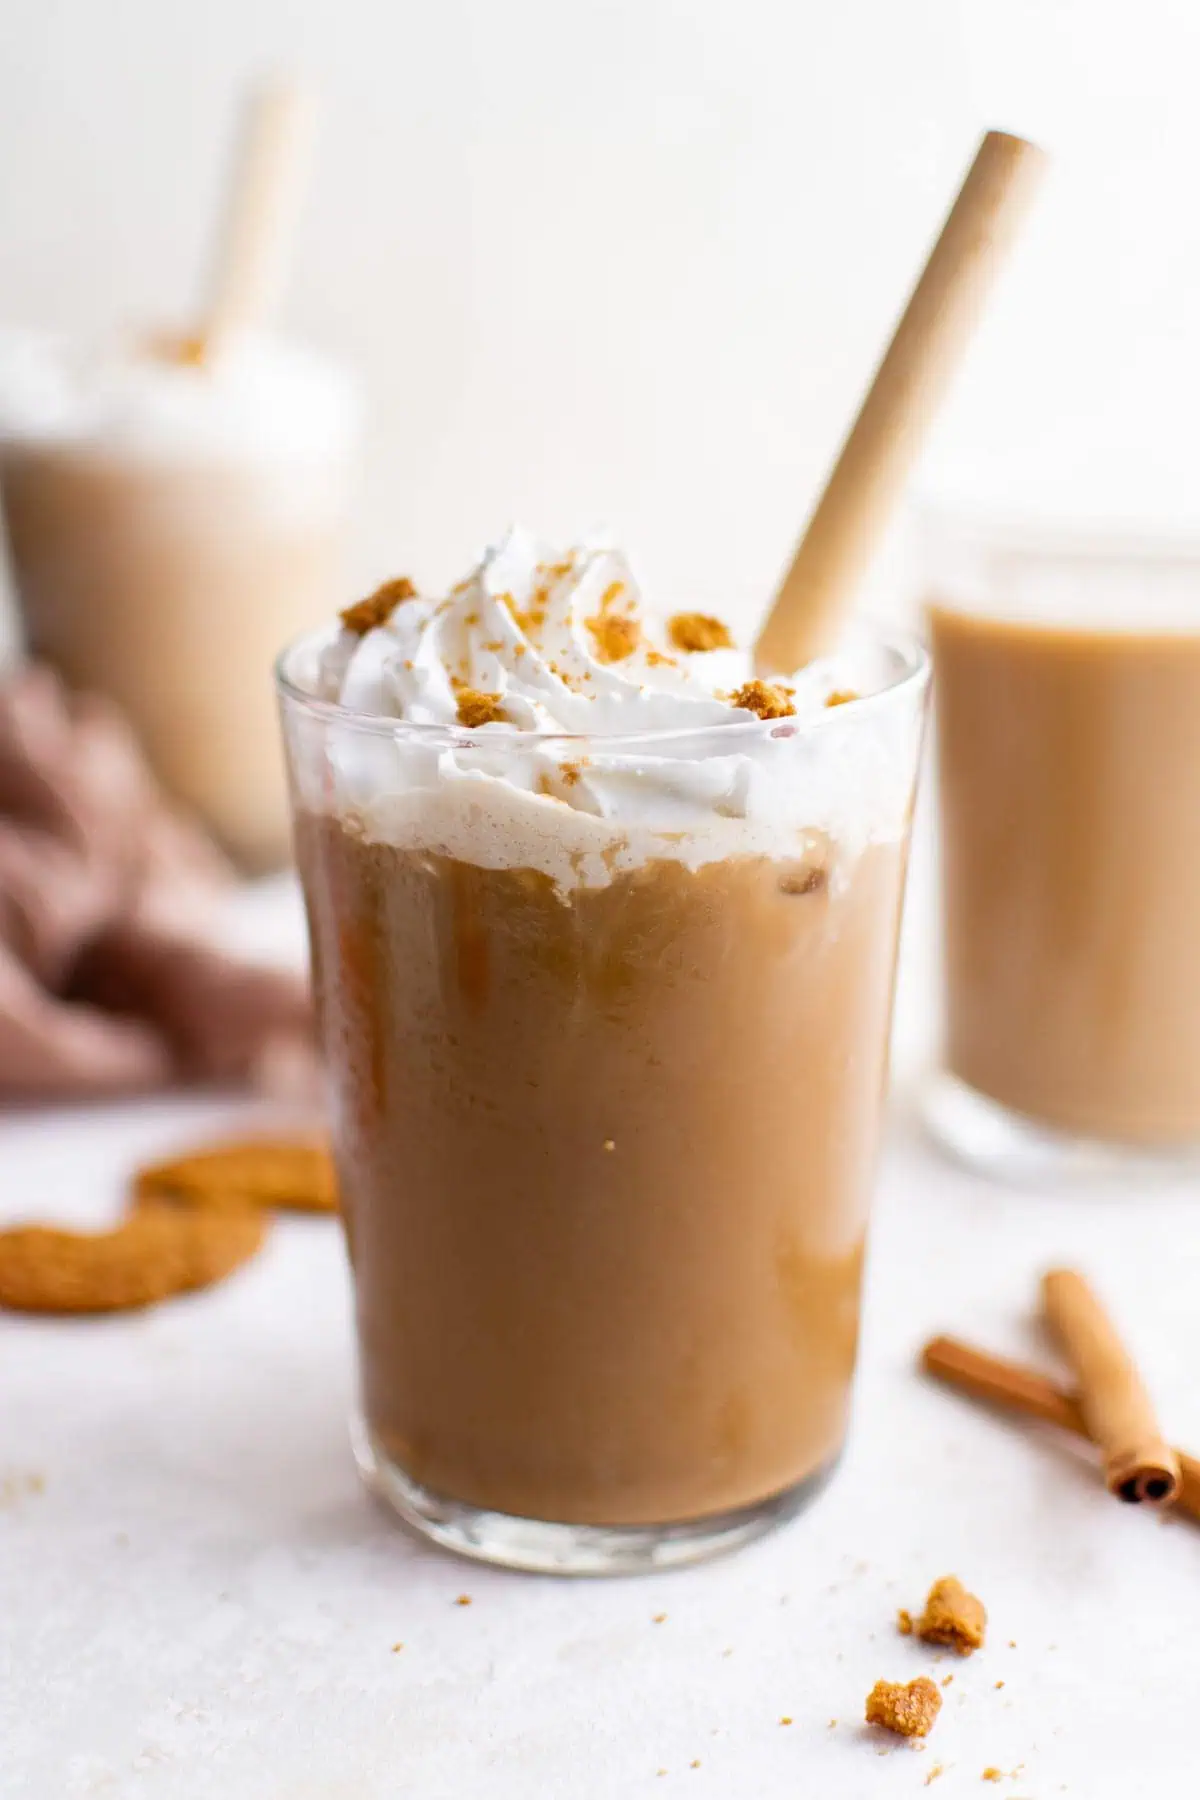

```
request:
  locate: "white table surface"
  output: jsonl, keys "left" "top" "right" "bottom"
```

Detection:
{"left": 3, "top": 876, "right": 1199, "bottom": 1800}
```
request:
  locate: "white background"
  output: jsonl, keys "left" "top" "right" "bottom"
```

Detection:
{"left": 4, "top": 0, "right": 1200, "bottom": 617}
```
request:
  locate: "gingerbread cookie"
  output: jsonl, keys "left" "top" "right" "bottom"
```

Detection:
{"left": 0, "top": 1205, "right": 266, "bottom": 1314}
{"left": 133, "top": 1139, "right": 337, "bottom": 1214}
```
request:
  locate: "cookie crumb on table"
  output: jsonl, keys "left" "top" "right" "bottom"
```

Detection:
{"left": 865, "top": 1677, "right": 942, "bottom": 1739}
{"left": 0, "top": 1472, "right": 45, "bottom": 1505}
{"left": 904, "top": 1576, "right": 987, "bottom": 1655}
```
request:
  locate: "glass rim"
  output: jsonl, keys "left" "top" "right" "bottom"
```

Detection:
{"left": 274, "top": 615, "right": 929, "bottom": 752}
{"left": 918, "top": 500, "right": 1200, "bottom": 565}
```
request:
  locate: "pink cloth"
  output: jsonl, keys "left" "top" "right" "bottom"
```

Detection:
{"left": 0, "top": 665, "right": 315, "bottom": 1099}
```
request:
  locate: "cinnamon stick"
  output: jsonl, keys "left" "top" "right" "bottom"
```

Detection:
{"left": 1041, "top": 1269, "right": 1180, "bottom": 1505}
{"left": 921, "top": 1334, "right": 1200, "bottom": 1520}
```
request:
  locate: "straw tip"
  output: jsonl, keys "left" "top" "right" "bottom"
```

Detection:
{"left": 253, "top": 67, "right": 317, "bottom": 101}
{"left": 978, "top": 127, "right": 1049, "bottom": 170}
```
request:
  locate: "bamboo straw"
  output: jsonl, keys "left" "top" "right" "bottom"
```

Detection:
{"left": 754, "top": 129, "right": 1046, "bottom": 675}
{"left": 195, "top": 75, "right": 316, "bottom": 364}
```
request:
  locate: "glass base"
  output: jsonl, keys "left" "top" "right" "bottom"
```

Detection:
{"left": 922, "top": 1069, "right": 1200, "bottom": 1185}
{"left": 352, "top": 1419, "right": 839, "bottom": 1576}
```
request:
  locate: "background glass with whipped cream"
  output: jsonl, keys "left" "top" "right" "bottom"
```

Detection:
{"left": 923, "top": 513, "right": 1200, "bottom": 1181}
{"left": 279, "top": 529, "right": 928, "bottom": 1574}
{"left": 0, "top": 330, "right": 360, "bottom": 870}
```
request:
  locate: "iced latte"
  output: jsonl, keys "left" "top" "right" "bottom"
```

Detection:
{"left": 279, "top": 530, "right": 927, "bottom": 1571}
{"left": 930, "top": 540, "right": 1200, "bottom": 1172}
{"left": 0, "top": 330, "right": 358, "bottom": 868}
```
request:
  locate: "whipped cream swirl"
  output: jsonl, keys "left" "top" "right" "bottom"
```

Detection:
{"left": 329, "top": 526, "right": 768, "bottom": 732}
{"left": 310, "top": 529, "right": 918, "bottom": 889}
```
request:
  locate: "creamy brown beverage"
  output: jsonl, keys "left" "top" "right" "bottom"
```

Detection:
{"left": 280, "top": 529, "right": 927, "bottom": 1570}
{"left": 931, "top": 600, "right": 1200, "bottom": 1146}
{"left": 0, "top": 331, "right": 357, "bottom": 869}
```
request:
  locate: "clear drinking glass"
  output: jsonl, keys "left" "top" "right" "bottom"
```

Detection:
{"left": 923, "top": 514, "right": 1200, "bottom": 1182}
{"left": 0, "top": 330, "right": 360, "bottom": 870}
{"left": 278, "top": 622, "right": 928, "bottom": 1573}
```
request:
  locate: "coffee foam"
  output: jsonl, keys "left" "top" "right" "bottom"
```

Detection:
{"left": 0, "top": 328, "right": 359, "bottom": 465}
{"left": 926, "top": 515, "right": 1200, "bottom": 633}
{"left": 333, "top": 725, "right": 916, "bottom": 893}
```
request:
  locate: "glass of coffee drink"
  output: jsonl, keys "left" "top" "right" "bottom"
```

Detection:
{"left": 278, "top": 529, "right": 928, "bottom": 1572}
{"left": 924, "top": 514, "right": 1200, "bottom": 1182}
{"left": 0, "top": 329, "right": 359, "bottom": 870}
